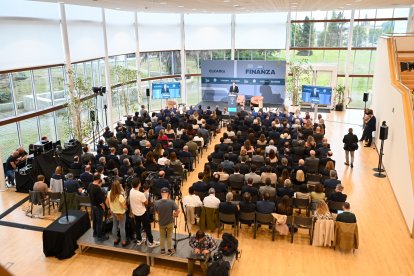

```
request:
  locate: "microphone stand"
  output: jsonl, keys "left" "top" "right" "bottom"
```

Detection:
{"left": 55, "top": 148, "right": 77, "bottom": 224}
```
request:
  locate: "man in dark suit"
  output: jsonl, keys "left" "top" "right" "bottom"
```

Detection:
{"left": 256, "top": 192, "right": 275, "bottom": 214}
{"left": 364, "top": 110, "right": 376, "bottom": 147}
{"left": 152, "top": 170, "right": 170, "bottom": 190}
{"left": 228, "top": 164, "right": 244, "bottom": 184}
{"left": 324, "top": 170, "right": 341, "bottom": 189}
{"left": 328, "top": 184, "right": 347, "bottom": 202}
{"left": 79, "top": 165, "right": 94, "bottom": 189}
{"left": 305, "top": 150, "right": 319, "bottom": 173}
{"left": 239, "top": 156, "right": 251, "bottom": 175}
{"left": 229, "top": 82, "right": 239, "bottom": 93}
{"left": 336, "top": 202, "right": 357, "bottom": 223}
{"left": 208, "top": 174, "right": 227, "bottom": 194}
{"left": 241, "top": 178, "right": 259, "bottom": 197}
{"left": 192, "top": 172, "right": 209, "bottom": 193}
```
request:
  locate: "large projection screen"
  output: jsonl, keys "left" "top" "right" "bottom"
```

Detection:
{"left": 201, "top": 60, "right": 286, "bottom": 105}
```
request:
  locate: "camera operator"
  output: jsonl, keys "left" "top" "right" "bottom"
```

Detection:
{"left": 188, "top": 230, "right": 217, "bottom": 276}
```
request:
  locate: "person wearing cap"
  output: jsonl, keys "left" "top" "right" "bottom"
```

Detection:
{"left": 187, "top": 230, "right": 217, "bottom": 276}
{"left": 202, "top": 188, "right": 220, "bottom": 209}
{"left": 155, "top": 187, "right": 179, "bottom": 256}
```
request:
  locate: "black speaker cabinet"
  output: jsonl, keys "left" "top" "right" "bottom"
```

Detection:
{"left": 379, "top": 125, "right": 388, "bottom": 140}
{"left": 146, "top": 88, "right": 150, "bottom": 97}
{"left": 90, "top": 110, "right": 95, "bottom": 121}
{"left": 363, "top": 93, "right": 369, "bottom": 102}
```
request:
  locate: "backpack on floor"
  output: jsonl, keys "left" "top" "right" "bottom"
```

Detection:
{"left": 218, "top": 233, "right": 239, "bottom": 257}
{"left": 132, "top": 263, "right": 150, "bottom": 276}
{"left": 207, "top": 259, "right": 230, "bottom": 276}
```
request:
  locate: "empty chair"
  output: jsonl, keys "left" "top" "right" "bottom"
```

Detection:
{"left": 239, "top": 211, "right": 255, "bottom": 229}
{"left": 292, "top": 198, "right": 311, "bottom": 217}
{"left": 218, "top": 212, "right": 238, "bottom": 237}
{"left": 48, "top": 192, "right": 61, "bottom": 209}
{"left": 76, "top": 194, "right": 92, "bottom": 218}
{"left": 254, "top": 212, "right": 276, "bottom": 241}
{"left": 291, "top": 215, "right": 314, "bottom": 244}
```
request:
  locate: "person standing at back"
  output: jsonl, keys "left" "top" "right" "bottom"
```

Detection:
{"left": 88, "top": 173, "right": 108, "bottom": 241}
{"left": 106, "top": 180, "right": 128, "bottom": 246}
{"left": 343, "top": 128, "right": 358, "bottom": 168}
{"left": 129, "top": 178, "right": 160, "bottom": 248}
{"left": 155, "top": 187, "right": 180, "bottom": 256}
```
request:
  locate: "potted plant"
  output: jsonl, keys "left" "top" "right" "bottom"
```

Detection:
{"left": 286, "top": 59, "right": 312, "bottom": 108}
{"left": 335, "top": 84, "right": 346, "bottom": 111}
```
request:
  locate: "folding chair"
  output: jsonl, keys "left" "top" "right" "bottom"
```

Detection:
{"left": 292, "top": 197, "right": 311, "bottom": 217}
{"left": 48, "top": 192, "right": 61, "bottom": 209}
{"left": 218, "top": 212, "right": 239, "bottom": 237}
{"left": 29, "top": 190, "right": 50, "bottom": 216}
{"left": 291, "top": 215, "right": 314, "bottom": 244}
{"left": 254, "top": 212, "right": 276, "bottom": 241}
{"left": 239, "top": 211, "right": 255, "bottom": 229}
{"left": 76, "top": 194, "right": 92, "bottom": 219}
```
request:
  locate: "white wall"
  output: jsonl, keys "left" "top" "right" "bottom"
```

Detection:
{"left": 371, "top": 37, "right": 414, "bottom": 234}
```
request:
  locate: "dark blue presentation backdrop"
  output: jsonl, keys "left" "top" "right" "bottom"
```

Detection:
{"left": 301, "top": 85, "right": 332, "bottom": 105}
{"left": 201, "top": 60, "right": 286, "bottom": 104}
{"left": 152, "top": 82, "right": 181, "bottom": 99}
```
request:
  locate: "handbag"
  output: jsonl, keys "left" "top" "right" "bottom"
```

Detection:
{"left": 352, "top": 142, "right": 359, "bottom": 151}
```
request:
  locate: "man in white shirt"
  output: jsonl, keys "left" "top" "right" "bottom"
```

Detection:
{"left": 203, "top": 188, "right": 220, "bottom": 209}
{"left": 193, "top": 133, "right": 205, "bottom": 148}
{"left": 265, "top": 140, "right": 278, "bottom": 154}
{"left": 157, "top": 152, "right": 169, "bottom": 166}
{"left": 183, "top": 186, "right": 203, "bottom": 228}
{"left": 129, "top": 178, "right": 160, "bottom": 248}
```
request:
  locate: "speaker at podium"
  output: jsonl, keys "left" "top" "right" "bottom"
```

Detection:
{"left": 228, "top": 92, "right": 238, "bottom": 113}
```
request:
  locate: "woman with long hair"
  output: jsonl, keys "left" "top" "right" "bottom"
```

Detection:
{"left": 257, "top": 134, "right": 267, "bottom": 146}
{"left": 169, "top": 152, "right": 182, "bottom": 166}
{"left": 241, "top": 140, "right": 254, "bottom": 154}
{"left": 293, "top": 170, "right": 306, "bottom": 186}
{"left": 268, "top": 149, "right": 278, "bottom": 163}
{"left": 165, "top": 123, "right": 175, "bottom": 135}
{"left": 321, "top": 160, "right": 335, "bottom": 177}
{"left": 277, "top": 195, "right": 293, "bottom": 216}
{"left": 153, "top": 143, "right": 164, "bottom": 159}
{"left": 314, "top": 201, "right": 333, "bottom": 220}
{"left": 106, "top": 180, "right": 128, "bottom": 246}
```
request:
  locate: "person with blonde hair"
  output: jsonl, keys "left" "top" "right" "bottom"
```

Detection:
{"left": 293, "top": 169, "right": 306, "bottom": 186}
{"left": 106, "top": 180, "right": 128, "bottom": 246}
{"left": 314, "top": 201, "right": 333, "bottom": 220}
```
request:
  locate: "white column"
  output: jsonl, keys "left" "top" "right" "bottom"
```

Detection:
{"left": 180, "top": 14, "right": 187, "bottom": 105}
{"left": 134, "top": 12, "right": 142, "bottom": 106}
{"left": 285, "top": 11, "right": 291, "bottom": 61}
{"left": 59, "top": 3, "right": 81, "bottom": 140}
{"left": 407, "top": 8, "right": 414, "bottom": 33}
{"left": 344, "top": 9, "right": 355, "bottom": 105}
{"left": 101, "top": 8, "right": 114, "bottom": 128}
{"left": 231, "top": 14, "right": 235, "bottom": 60}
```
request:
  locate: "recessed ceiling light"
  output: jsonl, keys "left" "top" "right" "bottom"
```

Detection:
{"left": 223, "top": 0, "right": 230, "bottom": 2}
{"left": 346, "top": 3, "right": 351, "bottom": 5}
{"left": 178, "top": 5, "right": 184, "bottom": 8}
{"left": 115, "top": 7, "right": 120, "bottom": 10}
{"left": 339, "top": 6, "right": 344, "bottom": 9}
{"left": 233, "top": 4, "right": 240, "bottom": 7}
{"left": 159, "top": 2, "right": 167, "bottom": 4}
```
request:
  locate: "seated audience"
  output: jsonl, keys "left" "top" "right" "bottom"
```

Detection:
{"left": 336, "top": 202, "right": 357, "bottom": 223}
{"left": 203, "top": 188, "right": 220, "bottom": 209}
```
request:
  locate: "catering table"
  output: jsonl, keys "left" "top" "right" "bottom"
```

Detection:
{"left": 43, "top": 210, "right": 90, "bottom": 259}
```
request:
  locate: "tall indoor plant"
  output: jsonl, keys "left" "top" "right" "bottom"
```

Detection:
{"left": 287, "top": 59, "right": 312, "bottom": 106}
{"left": 113, "top": 65, "right": 137, "bottom": 116}
{"left": 335, "top": 84, "right": 346, "bottom": 111}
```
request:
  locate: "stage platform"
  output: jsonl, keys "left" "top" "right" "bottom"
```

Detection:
{"left": 78, "top": 229, "right": 237, "bottom": 269}
{"left": 196, "top": 100, "right": 284, "bottom": 112}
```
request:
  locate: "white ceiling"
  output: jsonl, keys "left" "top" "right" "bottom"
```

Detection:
{"left": 33, "top": 0, "right": 413, "bottom": 13}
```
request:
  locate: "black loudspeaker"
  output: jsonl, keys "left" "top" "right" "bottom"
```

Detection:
{"left": 363, "top": 93, "right": 369, "bottom": 102}
{"left": 90, "top": 110, "right": 95, "bottom": 122}
{"left": 146, "top": 88, "right": 150, "bottom": 97}
{"left": 379, "top": 124, "right": 388, "bottom": 140}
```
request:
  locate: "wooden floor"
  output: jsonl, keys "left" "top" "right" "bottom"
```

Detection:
{"left": 0, "top": 109, "right": 414, "bottom": 276}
